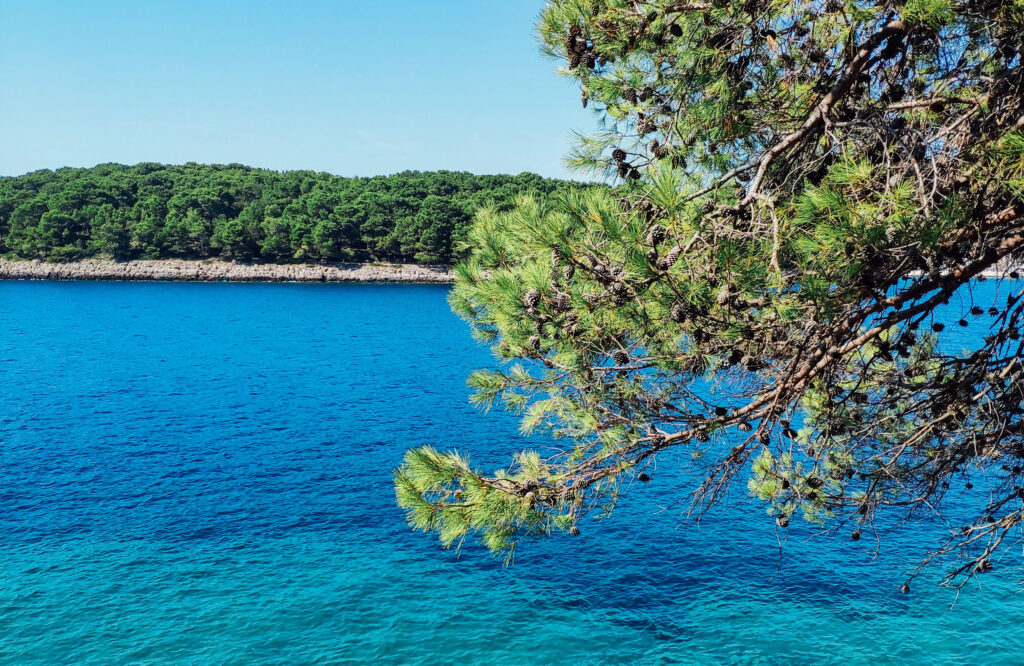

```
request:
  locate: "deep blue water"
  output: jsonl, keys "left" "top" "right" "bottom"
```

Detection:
{"left": 2, "top": 281, "right": 1022, "bottom": 664}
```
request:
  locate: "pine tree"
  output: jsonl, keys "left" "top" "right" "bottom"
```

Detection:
{"left": 395, "top": 0, "right": 1024, "bottom": 586}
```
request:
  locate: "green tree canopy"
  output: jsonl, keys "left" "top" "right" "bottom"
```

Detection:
{"left": 0, "top": 164, "right": 585, "bottom": 264}
{"left": 396, "top": 0, "right": 1024, "bottom": 588}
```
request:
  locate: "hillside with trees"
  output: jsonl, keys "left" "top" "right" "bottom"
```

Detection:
{"left": 0, "top": 163, "right": 586, "bottom": 264}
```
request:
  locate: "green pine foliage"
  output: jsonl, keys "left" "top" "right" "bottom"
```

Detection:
{"left": 396, "top": 0, "right": 1024, "bottom": 586}
{"left": 0, "top": 163, "right": 586, "bottom": 264}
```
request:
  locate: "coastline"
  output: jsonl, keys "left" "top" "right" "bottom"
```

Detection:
{"left": 1, "top": 258, "right": 1017, "bottom": 284}
{"left": 0, "top": 258, "right": 455, "bottom": 284}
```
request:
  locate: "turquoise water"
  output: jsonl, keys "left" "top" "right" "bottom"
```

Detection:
{"left": 1, "top": 281, "right": 1022, "bottom": 664}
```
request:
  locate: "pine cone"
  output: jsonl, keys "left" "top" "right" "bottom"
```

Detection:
{"left": 528, "top": 335, "right": 541, "bottom": 350}
{"left": 658, "top": 245, "right": 682, "bottom": 270}
{"left": 670, "top": 303, "right": 687, "bottom": 323}
{"left": 647, "top": 224, "right": 667, "bottom": 246}
{"left": 881, "top": 36, "right": 902, "bottom": 60}
{"left": 610, "top": 283, "right": 630, "bottom": 304}
{"left": 523, "top": 288, "right": 541, "bottom": 310}
{"left": 563, "top": 264, "right": 575, "bottom": 280}
{"left": 563, "top": 310, "right": 579, "bottom": 329}
{"left": 566, "top": 24, "right": 581, "bottom": 45}
{"left": 612, "top": 147, "right": 627, "bottom": 162}
{"left": 612, "top": 349, "right": 629, "bottom": 365}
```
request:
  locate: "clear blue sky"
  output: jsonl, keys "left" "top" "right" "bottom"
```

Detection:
{"left": 0, "top": 1, "right": 593, "bottom": 179}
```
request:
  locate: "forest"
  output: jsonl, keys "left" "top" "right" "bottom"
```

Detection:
{"left": 0, "top": 163, "right": 584, "bottom": 264}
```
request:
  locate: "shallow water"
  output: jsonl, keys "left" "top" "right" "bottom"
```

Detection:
{"left": 1, "top": 281, "right": 1021, "bottom": 664}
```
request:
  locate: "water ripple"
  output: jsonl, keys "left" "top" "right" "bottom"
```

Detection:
{"left": 0, "top": 281, "right": 1021, "bottom": 664}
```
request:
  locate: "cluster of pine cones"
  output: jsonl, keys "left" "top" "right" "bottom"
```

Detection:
{"left": 611, "top": 147, "right": 641, "bottom": 180}
{"left": 565, "top": 24, "right": 596, "bottom": 70}
{"left": 644, "top": 225, "right": 681, "bottom": 271}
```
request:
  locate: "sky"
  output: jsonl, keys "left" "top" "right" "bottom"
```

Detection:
{"left": 0, "top": 1, "right": 593, "bottom": 179}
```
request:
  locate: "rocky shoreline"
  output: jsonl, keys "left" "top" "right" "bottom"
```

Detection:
{"left": 2, "top": 258, "right": 1018, "bottom": 285}
{"left": 0, "top": 258, "right": 455, "bottom": 283}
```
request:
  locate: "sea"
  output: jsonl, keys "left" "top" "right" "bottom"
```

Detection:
{"left": 2, "top": 280, "right": 1022, "bottom": 664}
